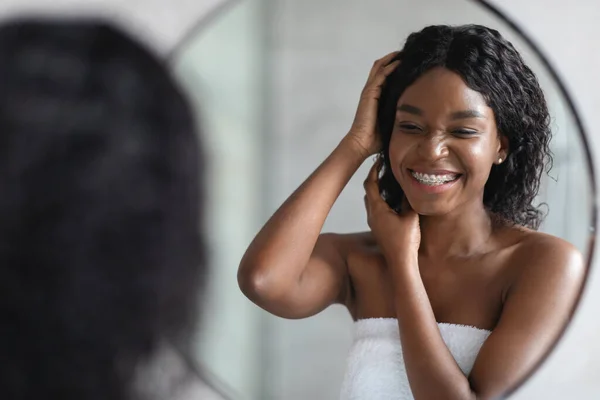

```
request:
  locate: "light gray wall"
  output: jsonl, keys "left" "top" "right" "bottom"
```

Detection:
{"left": 0, "top": 0, "right": 226, "bottom": 54}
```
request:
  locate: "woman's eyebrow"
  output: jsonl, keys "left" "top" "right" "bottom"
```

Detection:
{"left": 449, "top": 110, "right": 486, "bottom": 120}
{"left": 397, "top": 104, "right": 486, "bottom": 120}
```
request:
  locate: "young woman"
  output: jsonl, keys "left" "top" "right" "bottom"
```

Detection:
{"left": 238, "top": 24, "right": 584, "bottom": 399}
{"left": 0, "top": 18, "right": 225, "bottom": 400}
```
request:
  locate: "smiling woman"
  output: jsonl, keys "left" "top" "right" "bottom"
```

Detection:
{"left": 391, "top": 77, "right": 503, "bottom": 202}
{"left": 238, "top": 23, "right": 585, "bottom": 400}
{"left": 377, "top": 25, "right": 551, "bottom": 233}
{"left": 350, "top": 26, "right": 583, "bottom": 400}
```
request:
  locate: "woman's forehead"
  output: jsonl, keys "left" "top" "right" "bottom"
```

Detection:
{"left": 397, "top": 69, "right": 493, "bottom": 120}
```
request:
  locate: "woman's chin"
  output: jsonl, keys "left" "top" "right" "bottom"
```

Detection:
{"left": 407, "top": 202, "right": 452, "bottom": 217}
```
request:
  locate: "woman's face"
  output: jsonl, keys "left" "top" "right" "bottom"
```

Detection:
{"left": 389, "top": 67, "right": 507, "bottom": 216}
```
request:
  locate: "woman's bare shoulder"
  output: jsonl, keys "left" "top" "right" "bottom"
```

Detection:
{"left": 510, "top": 227, "right": 582, "bottom": 260}
{"left": 496, "top": 221, "right": 581, "bottom": 257}
{"left": 506, "top": 227, "right": 585, "bottom": 288}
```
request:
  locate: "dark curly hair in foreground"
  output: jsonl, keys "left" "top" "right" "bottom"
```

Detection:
{"left": 377, "top": 24, "right": 552, "bottom": 229}
{"left": 0, "top": 18, "right": 205, "bottom": 400}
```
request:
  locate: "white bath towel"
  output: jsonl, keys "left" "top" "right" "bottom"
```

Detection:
{"left": 340, "top": 318, "right": 491, "bottom": 400}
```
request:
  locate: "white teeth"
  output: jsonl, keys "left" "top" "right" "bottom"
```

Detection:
{"left": 411, "top": 171, "right": 458, "bottom": 186}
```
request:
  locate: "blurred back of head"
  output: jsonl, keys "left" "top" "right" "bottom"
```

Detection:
{"left": 0, "top": 17, "right": 205, "bottom": 400}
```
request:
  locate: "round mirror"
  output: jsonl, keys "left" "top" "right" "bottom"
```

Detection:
{"left": 170, "top": 0, "right": 595, "bottom": 399}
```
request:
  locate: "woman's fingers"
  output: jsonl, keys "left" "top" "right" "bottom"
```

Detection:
{"left": 366, "top": 51, "right": 400, "bottom": 82}
{"left": 362, "top": 60, "right": 400, "bottom": 101}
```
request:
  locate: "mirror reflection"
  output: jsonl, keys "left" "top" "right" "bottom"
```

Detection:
{"left": 172, "top": 1, "right": 594, "bottom": 399}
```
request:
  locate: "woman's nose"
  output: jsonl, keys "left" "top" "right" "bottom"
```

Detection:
{"left": 416, "top": 132, "right": 449, "bottom": 160}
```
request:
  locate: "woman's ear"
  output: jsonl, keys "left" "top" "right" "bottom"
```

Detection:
{"left": 496, "top": 134, "right": 509, "bottom": 165}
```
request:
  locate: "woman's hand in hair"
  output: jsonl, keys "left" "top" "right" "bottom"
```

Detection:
{"left": 345, "top": 51, "right": 401, "bottom": 159}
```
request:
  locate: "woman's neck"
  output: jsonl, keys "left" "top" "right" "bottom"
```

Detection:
{"left": 418, "top": 203, "right": 494, "bottom": 259}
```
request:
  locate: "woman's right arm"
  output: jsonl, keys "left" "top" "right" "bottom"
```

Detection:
{"left": 237, "top": 52, "right": 400, "bottom": 319}
{"left": 238, "top": 138, "right": 367, "bottom": 319}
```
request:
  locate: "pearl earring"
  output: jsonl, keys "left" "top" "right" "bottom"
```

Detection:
{"left": 498, "top": 157, "right": 503, "bottom": 164}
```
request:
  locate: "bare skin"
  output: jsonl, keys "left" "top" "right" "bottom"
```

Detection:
{"left": 238, "top": 53, "right": 585, "bottom": 400}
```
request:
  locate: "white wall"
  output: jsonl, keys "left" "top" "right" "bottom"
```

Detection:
{"left": 0, "top": 0, "right": 226, "bottom": 54}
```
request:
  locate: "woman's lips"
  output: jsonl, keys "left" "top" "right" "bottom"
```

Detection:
{"left": 407, "top": 168, "right": 462, "bottom": 194}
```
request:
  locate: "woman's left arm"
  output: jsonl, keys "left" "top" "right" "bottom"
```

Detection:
{"left": 390, "top": 237, "right": 584, "bottom": 400}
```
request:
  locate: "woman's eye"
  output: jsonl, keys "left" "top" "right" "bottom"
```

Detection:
{"left": 453, "top": 129, "right": 478, "bottom": 136}
{"left": 398, "top": 124, "right": 421, "bottom": 132}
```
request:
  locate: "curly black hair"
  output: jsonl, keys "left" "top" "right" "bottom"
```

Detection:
{"left": 0, "top": 18, "right": 205, "bottom": 400}
{"left": 377, "top": 24, "right": 552, "bottom": 229}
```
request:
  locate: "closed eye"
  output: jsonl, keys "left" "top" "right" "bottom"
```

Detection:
{"left": 452, "top": 129, "right": 478, "bottom": 136}
{"left": 398, "top": 123, "right": 422, "bottom": 132}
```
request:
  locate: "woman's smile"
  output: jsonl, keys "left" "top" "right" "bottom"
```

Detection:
{"left": 407, "top": 168, "right": 463, "bottom": 194}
